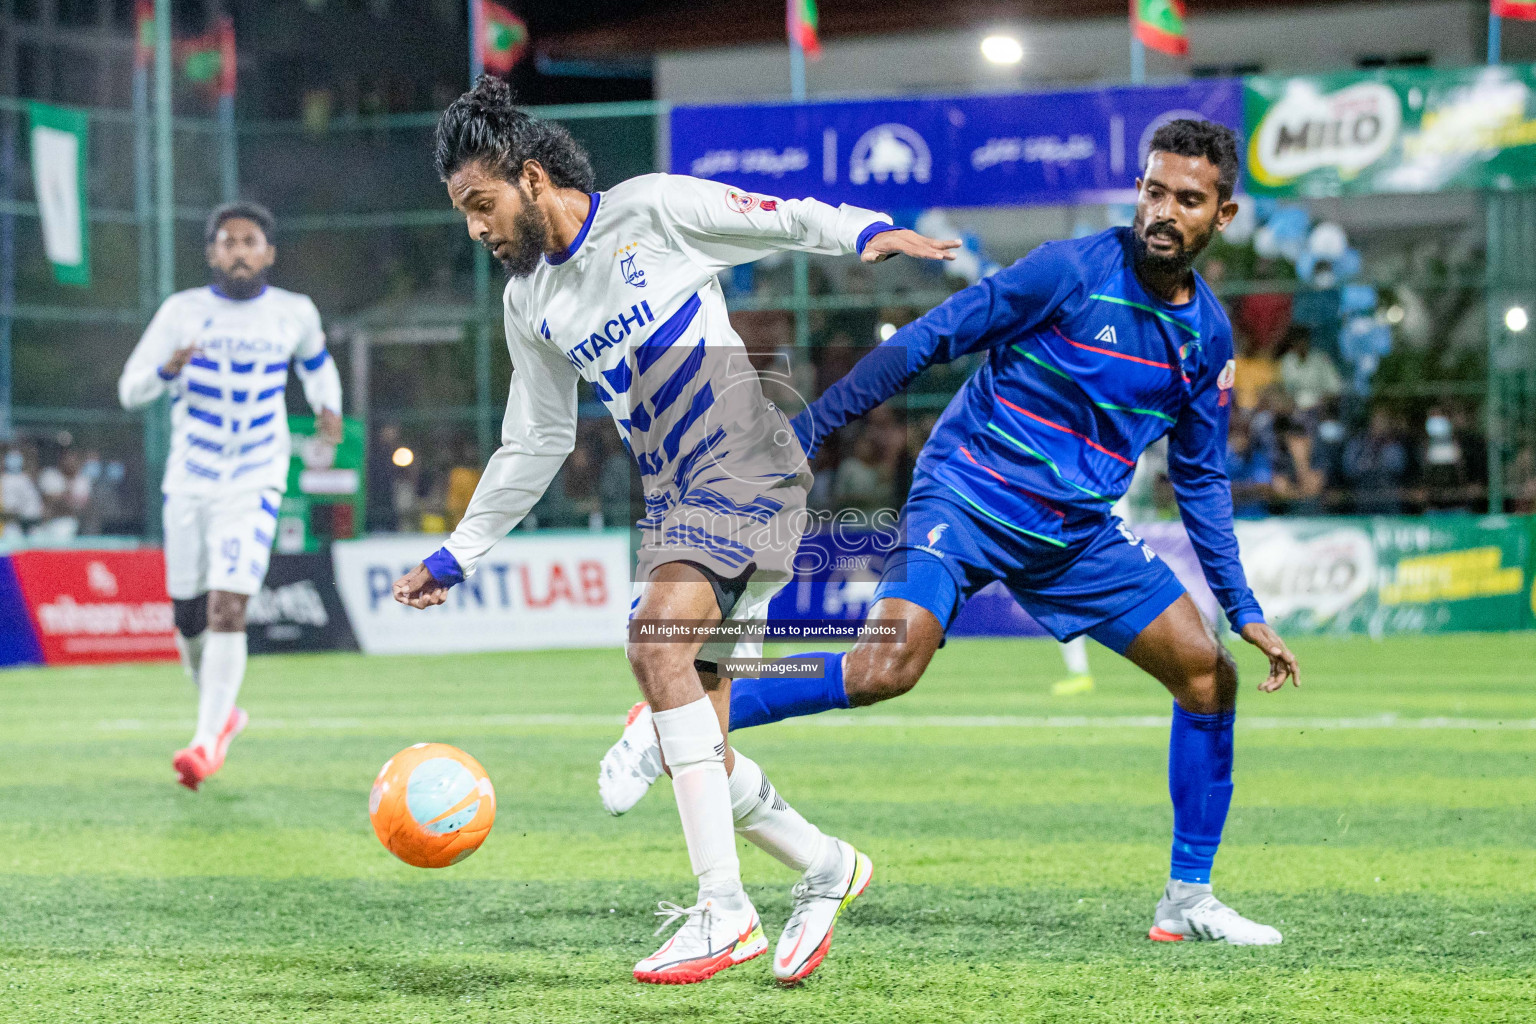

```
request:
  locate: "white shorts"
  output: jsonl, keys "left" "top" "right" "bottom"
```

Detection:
{"left": 628, "top": 571, "right": 785, "bottom": 667}
{"left": 162, "top": 488, "right": 282, "bottom": 600}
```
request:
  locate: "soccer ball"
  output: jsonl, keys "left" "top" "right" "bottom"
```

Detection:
{"left": 369, "top": 743, "right": 496, "bottom": 868}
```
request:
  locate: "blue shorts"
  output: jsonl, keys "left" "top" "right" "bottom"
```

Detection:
{"left": 873, "top": 492, "right": 1187, "bottom": 655}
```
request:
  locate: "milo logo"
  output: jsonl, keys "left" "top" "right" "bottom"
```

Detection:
{"left": 1248, "top": 80, "right": 1401, "bottom": 187}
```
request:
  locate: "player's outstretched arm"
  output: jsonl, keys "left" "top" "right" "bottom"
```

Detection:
{"left": 1165, "top": 338, "right": 1296, "bottom": 690}
{"left": 397, "top": 311, "right": 579, "bottom": 610}
{"left": 860, "top": 228, "right": 961, "bottom": 263}
{"left": 791, "top": 244, "right": 1084, "bottom": 456}
{"left": 657, "top": 174, "right": 956, "bottom": 270}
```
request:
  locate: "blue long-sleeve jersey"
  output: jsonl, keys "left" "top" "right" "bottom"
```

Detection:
{"left": 795, "top": 226, "right": 1264, "bottom": 628}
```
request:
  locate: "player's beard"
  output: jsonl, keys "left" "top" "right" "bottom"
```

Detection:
{"left": 1131, "top": 210, "right": 1216, "bottom": 280}
{"left": 211, "top": 264, "right": 268, "bottom": 300}
{"left": 492, "top": 197, "right": 551, "bottom": 279}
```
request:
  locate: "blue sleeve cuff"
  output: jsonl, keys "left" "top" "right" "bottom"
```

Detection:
{"left": 1231, "top": 609, "right": 1265, "bottom": 630}
{"left": 423, "top": 547, "right": 465, "bottom": 588}
{"left": 855, "top": 221, "right": 899, "bottom": 256}
{"left": 156, "top": 365, "right": 178, "bottom": 381}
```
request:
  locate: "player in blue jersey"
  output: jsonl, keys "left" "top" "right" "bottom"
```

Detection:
{"left": 600, "top": 119, "right": 1299, "bottom": 946}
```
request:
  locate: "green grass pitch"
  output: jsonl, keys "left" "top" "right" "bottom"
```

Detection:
{"left": 2, "top": 632, "right": 1534, "bottom": 1022}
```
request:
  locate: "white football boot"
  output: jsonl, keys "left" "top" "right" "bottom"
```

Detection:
{"left": 633, "top": 895, "right": 768, "bottom": 985}
{"left": 599, "top": 701, "right": 664, "bottom": 816}
{"left": 773, "top": 840, "right": 874, "bottom": 985}
{"left": 1149, "top": 884, "right": 1282, "bottom": 945}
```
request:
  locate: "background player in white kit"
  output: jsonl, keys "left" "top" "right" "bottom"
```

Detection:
{"left": 118, "top": 202, "right": 342, "bottom": 791}
{"left": 392, "top": 77, "right": 957, "bottom": 985}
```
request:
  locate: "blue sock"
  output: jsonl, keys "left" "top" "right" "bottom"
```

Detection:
{"left": 728, "top": 652, "right": 849, "bottom": 730}
{"left": 1167, "top": 702, "right": 1235, "bottom": 885}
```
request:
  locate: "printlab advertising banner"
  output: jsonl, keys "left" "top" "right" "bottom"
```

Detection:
{"left": 1244, "top": 63, "right": 1536, "bottom": 197}
{"left": 669, "top": 80, "right": 1242, "bottom": 210}
{"left": 331, "top": 532, "right": 631, "bottom": 655}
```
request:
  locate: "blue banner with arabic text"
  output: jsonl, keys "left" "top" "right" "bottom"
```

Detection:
{"left": 669, "top": 81, "right": 1242, "bottom": 210}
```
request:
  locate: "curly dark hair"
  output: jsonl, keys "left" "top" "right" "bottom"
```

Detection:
{"left": 1147, "top": 119, "right": 1241, "bottom": 203}
{"left": 205, "top": 200, "right": 275, "bottom": 245}
{"left": 434, "top": 74, "right": 596, "bottom": 191}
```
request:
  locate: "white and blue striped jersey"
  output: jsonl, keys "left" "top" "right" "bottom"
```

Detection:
{"left": 118, "top": 285, "right": 343, "bottom": 497}
{"left": 441, "top": 172, "right": 891, "bottom": 577}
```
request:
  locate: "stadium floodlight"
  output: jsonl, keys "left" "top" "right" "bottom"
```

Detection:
{"left": 878, "top": 322, "right": 898, "bottom": 341}
{"left": 392, "top": 446, "right": 415, "bottom": 468}
{"left": 1505, "top": 306, "right": 1528, "bottom": 332}
{"left": 981, "top": 35, "right": 1024, "bottom": 65}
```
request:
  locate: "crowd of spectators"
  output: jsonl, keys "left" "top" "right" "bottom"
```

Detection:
{"left": 365, "top": 420, "right": 646, "bottom": 536}
{"left": 786, "top": 317, "right": 1533, "bottom": 521}
{"left": 0, "top": 435, "right": 133, "bottom": 541}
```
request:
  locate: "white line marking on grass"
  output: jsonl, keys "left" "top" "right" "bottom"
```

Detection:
{"left": 90, "top": 713, "right": 1536, "bottom": 733}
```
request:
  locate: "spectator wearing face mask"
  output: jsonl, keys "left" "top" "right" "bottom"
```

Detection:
{"left": 74, "top": 451, "right": 109, "bottom": 536}
{"left": 1343, "top": 409, "right": 1409, "bottom": 514}
{"left": 1, "top": 445, "right": 44, "bottom": 538}
{"left": 1417, "top": 406, "right": 1485, "bottom": 512}
{"left": 1310, "top": 401, "right": 1348, "bottom": 509}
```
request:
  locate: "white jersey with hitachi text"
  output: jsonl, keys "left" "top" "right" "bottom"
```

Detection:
{"left": 443, "top": 172, "right": 890, "bottom": 577}
{"left": 118, "top": 285, "right": 343, "bottom": 497}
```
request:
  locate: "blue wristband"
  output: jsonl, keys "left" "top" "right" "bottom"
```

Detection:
{"left": 423, "top": 547, "right": 465, "bottom": 588}
{"left": 156, "top": 365, "right": 178, "bottom": 381}
{"left": 855, "top": 221, "right": 900, "bottom": 256}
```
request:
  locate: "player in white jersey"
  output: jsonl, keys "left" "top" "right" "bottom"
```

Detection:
{"left": 391, "top": 76, "right": 957, "bottom": 986}
{"left": 118, "top": 201, "right": 342, "bottom": 791}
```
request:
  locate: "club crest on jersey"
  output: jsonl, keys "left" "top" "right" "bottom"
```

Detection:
{"left": 724, "top": 188, "right": 758, "bottom": 214}
{"left": 619, "top": 251, "right": 646, "bottom": 288}
{"left": 1094, "top": 325, "right": 1118, "bottom": 345}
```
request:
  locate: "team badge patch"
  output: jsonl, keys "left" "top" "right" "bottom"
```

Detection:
{"left": 620, "top": 251, "right": 646, "bottom": 288}
{"left": 724, "top": 188, "right": 758, "bottom": 214}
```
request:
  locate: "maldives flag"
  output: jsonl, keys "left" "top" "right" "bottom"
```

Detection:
{"left": 175, "top": 17, "right": 236, "bottom": 99}
{"left": 134, "top": 1, "right": 154, "bottom": 69}
{"left": 480, "top": 0, "right": 529, "bottom": 75}
{"left": 1493, "top": 0, "right": 1536, "bottom": 19}
{"left": 1132, "top": 0, "right": 1189, "bottom": 56}
{"left": 787, "top": 0, "right": 822, "bottom": 59}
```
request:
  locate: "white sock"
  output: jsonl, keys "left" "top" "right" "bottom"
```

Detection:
{"left": 729, "top": 752, "right": 838, "bottom": 879}
{"left": 1060, "top": 636, "right": 1090, "bottom": 676}
{"left": 193, "top": 631, "right": 247, "bottom": 753}
{"left": 174, "top": 630, "right": 206, "bottom": 690}
{"left": 652, "top": 697, "right": 742, "bottom": 903}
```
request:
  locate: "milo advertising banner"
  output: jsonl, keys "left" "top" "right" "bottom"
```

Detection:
{"left": 1244, "top": 64, "right": 1536, "bottom": 196}
{"left": 1234, "top": 516, "right": 1530, "bottom": 635}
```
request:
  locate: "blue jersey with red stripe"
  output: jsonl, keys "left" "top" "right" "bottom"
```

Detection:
{"left": 795, "top": 226, "right": 1263, "bottom": 627}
